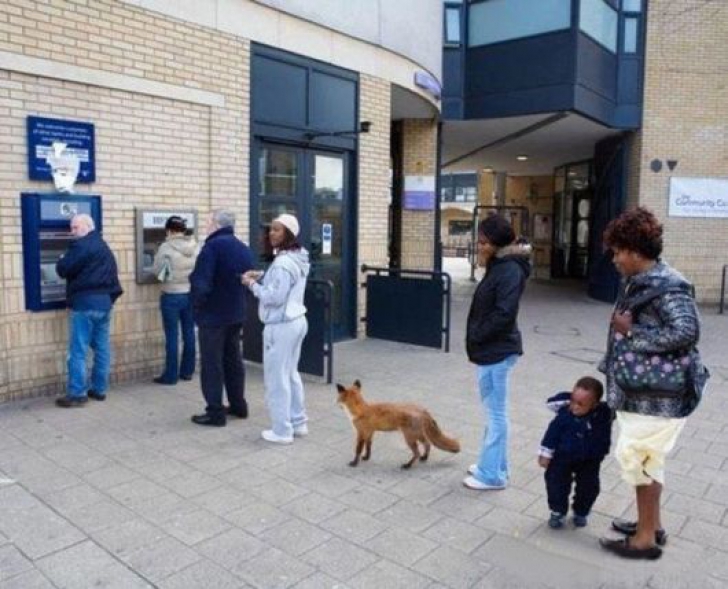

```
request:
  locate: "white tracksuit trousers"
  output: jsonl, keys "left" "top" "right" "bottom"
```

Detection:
{"left": 263, "top": 316, "right": 308, "bottom": 438}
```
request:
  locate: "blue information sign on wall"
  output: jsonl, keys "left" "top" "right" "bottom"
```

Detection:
{"left": 27, "top": 116, "right": 96, "bottom": 183}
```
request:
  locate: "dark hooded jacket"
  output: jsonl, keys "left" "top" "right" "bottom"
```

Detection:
{"left": 56, "top": 230, "right": 123, "bottom": 309}
{"left": 189, "top": 226, "right": 254, "bottom": 327}
{"left": 466, "top": 244, "right": 531, "bottom": 365}
{"left": 599, "top": 260, "right": 702, "bottom": 418}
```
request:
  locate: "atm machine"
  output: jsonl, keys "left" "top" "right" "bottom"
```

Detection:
{"left": 21, "top": 192, "right": 102, "bottom": 311}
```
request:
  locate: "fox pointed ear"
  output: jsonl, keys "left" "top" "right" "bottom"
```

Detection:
{"left": 336, "top": 384, "right": 346, "bottom": 393}
{"left": 353, "top": 379, "right": 361, "bottom": 389}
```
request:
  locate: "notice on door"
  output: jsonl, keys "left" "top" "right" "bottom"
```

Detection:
{"left": 322, "top": 223, "right": 332, "bottom": 255}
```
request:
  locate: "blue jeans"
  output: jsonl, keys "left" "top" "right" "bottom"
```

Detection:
{"left": 159, "top": 293, "right": 195, "bottom": 383}
{"left": 67, "top": 309, "right": 112, "bottom": 398}
{"left": 473, "top": 355, "right": 519, "bottom": 486}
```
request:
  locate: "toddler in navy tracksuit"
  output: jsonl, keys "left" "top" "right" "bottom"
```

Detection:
{"left": 538, "top": 376, "right": 612, "bottom": 529}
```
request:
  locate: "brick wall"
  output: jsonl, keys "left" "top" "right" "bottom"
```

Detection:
{"left": 0, "top": 0, "right": 249, "bottom": 401}
{"left": 357, "top": 74, "right": 391, "bottom": 331}
{"left": 400, "top": 118, "right": 437, "bottom": 270}
{"left": 0, "top": 1, "right": 421, "bottom": 399}
{"left": 636, "top": 0, "right": 728, "bottom": 301}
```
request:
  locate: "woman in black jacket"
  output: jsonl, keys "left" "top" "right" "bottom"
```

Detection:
{"left": 463, "top": 215, "right": 531, "bottom": 490}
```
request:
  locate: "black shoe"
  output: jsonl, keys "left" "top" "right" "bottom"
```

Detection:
{"left": 179, "top": 375, "right": 193, "bottom": 381}
{"left": 153, "top": 377, "right": 176, "bottom": 385}
{"left": 87, "top": 390, "right": 106, "bottom": 401}
{"left": 225, "top": 404, "right": 248, "bottom": 419}
{"left": 56, "top": 396, "right": 88, "bottom": 408}
{"left": 611, "top": 519, "right": 667, "bottom": 546}
{"left": 191, "top": 413, "right": 226, "bottom": 427}
{"left": 599, "top": 537, "right": 662, "bottom": 560}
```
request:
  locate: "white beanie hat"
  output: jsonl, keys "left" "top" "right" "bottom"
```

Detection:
{"left": 273, "top": 213, "right": 300, "bottom": 237}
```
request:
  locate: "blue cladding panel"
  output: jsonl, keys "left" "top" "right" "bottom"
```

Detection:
{"left": 252, "top": 55, "right": 307, "bottom": 127}
{"left": 310, "top": 72, "right": 356, "bottom": 132}
{"left": 575, "top": 34, "right": 617, "bottom": 102}
{"left": 618, "top": 59, "right": 642, "bottom": 103}
{"left": 466, "top": 31, "right": 574, "bottom": 96}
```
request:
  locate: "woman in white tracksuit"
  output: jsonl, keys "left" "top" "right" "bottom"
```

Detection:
{"left": 243, "top": 214, "right": 310, "bottom": 444}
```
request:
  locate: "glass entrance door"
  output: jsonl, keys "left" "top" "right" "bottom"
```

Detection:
{"left": 253, "top": 142, "right": 355, "bottom": 339}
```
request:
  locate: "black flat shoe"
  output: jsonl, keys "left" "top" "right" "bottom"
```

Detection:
{"left": 611, "top": 519, "right": 667, "bottom": 546}
{"left": 599, "top": 537, "right": 662, "bottom": 560}
{"left": 225, "top": 405, "right": 248, "bottom": 419}
{"left": 179, "top": 375, "right": 193, "bottom": 381}
{"left": 87, "top": 390, "right": 106, "bottom": 401}
{"left": 191, "top": 414, "right": 225, "bottom": 427}
{"left": 154, "top": 377, "right": 176, "bottom": 385}
{"left": 56, "top": 396, "right": 88, "bottom": 408}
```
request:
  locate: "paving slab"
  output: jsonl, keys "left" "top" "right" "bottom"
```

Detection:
{"left": 1, "top": 264, "right": 727, "bottom": 588}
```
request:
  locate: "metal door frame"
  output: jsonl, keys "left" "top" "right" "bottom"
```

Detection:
{"left": 250, "top": 138, "right": 357, "bottom": 339}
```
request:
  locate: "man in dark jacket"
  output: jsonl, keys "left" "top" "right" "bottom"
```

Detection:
{"left": 189, "top": 209, "right": 254, "bottom": 426}
{"left": 463, "top": 215, "right": 531, "bottom": 491}
{"left": 56, "top": 214, "right": 123, "bottom": 407}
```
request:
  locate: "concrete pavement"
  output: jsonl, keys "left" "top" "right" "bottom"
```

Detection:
{"left": 1, "top": 258, "right": 727, "bottom": 588}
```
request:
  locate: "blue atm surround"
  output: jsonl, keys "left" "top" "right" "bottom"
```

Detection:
{"left": 21, "top": 193, "right": 102, "bottom": 312}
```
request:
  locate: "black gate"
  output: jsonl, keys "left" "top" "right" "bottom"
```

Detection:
{"left": 242, "top": 279, "right": 334, "bottom": 383}
{"left": 360, "top": 265, "right": 451, "bottom": 352}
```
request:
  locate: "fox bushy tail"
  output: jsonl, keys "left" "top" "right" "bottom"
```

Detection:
{"left": 423, "top": 415, "right": 460, "bottom": 453}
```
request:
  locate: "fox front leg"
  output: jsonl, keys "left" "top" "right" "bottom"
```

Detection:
{"left": 349, "top": 436, "right": 365, "bottom": 467}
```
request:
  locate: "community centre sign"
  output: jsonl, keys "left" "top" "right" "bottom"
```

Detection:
{"left": 668, "top": 177, "right": 728, "bottom": 218}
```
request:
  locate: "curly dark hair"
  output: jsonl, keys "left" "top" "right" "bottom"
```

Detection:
{"left": 603, "top": 206, "right": 663, "bottom": 260}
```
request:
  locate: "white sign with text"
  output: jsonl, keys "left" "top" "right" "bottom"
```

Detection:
{"left": 668, "top": 177, "right": 728, "bottom": 218}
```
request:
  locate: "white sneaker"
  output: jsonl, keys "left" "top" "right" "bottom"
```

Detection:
{"left": 462, "top": 476, "right": 506, "bottom": 491}
{"left": 293, "top": 424, "right": 309, "bottom": 437}
{"left": 261, "top": 429, "right": 293, "bottom": 445}
{"left": 467, "top": 464, "right": 478, "bottom": 476}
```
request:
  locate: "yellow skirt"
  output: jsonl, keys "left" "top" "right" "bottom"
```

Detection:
{"left": 615, "top": 411, "right": 686, "bottom": 486}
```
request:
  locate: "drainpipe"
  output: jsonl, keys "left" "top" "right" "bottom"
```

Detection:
{"left": 434, "top": 119, "right": 443, "bottom": 273}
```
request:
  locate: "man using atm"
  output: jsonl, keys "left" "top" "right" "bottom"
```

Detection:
{"left": 55, "top": 214, "right": 123, "bottom": 407}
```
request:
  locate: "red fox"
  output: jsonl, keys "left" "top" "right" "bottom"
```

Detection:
{"left": 336, "top": 380, "right": 461, "bottom": 469}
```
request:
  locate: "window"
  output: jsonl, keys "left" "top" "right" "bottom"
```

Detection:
{"left": 579, "top": 0, "right": 618, "bottom": 53}
{"left": 622, "top": 0, "right": 641, "bottom": 12}
{"left": 623, "top": 17, "right": 638, "bottom": 53}
{"left": 468, "top": 0, "right": 571, "bottom": 47}
{"left": 444, "top": 6, "right": 462, "bottom": 46}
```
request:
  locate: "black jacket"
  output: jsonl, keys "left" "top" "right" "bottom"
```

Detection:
{"left": 189, "top": 226, "right": 254, "bottom": 327}
{"left": 540, "top": 399, "right": 612, "bottom": 462}
{"left": 466, "top": 244, "right": 531, "bottom": 365}
{"left": 56, "top": 231, "right": 122, "bottom": 308}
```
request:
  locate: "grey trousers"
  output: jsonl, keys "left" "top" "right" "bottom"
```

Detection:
{"left": 263, "top": 316, "right": 308, "bottom": 438}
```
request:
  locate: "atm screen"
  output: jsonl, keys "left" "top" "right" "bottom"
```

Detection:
{"left": 39, "top": 232, "right": 71, "bottom": 304}
{"left": 40, "top": 260, "right": 65, "bottom": 302}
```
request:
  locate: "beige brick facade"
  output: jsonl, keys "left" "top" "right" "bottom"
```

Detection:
{"left": 401, "top": 118, "right": 438, "bottom": 270}
{"left": 357, "top": 74, "right": 392, "bottom": 330}
{"left": 635, "top": 0, "right": 728, "bottom": 301}
{"left": 0, "top": 0, "right": 251, "bottom": 401}
{"left": 0, "top": 1, "right": 437, "bottom": 401}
